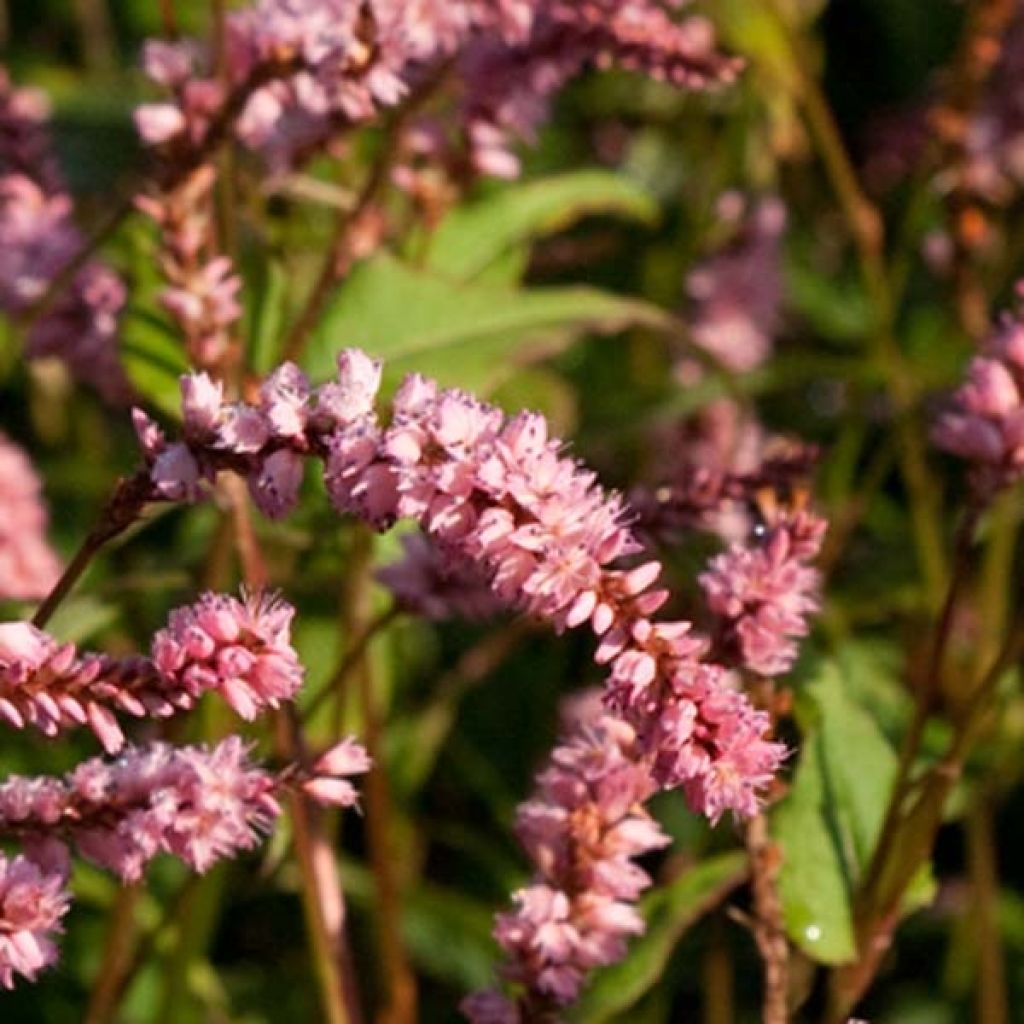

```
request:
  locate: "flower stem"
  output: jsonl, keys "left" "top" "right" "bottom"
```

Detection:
{"left": 744, "top": 813, "right": 789, "bottom": 1024}
{"left": 781, "top": 12, "right": 948, "bottom": 601}
{"left": 32, "top": 469, "right": 153, "bottom": 628}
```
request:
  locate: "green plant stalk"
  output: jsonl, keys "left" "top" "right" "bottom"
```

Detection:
{"left": 156, "top": 868, "right": 229, "bottom": 1024}
{"left": 779, "top": 14, "right": 948, "bottom": 601}
{"left": 83, "top": 885, "right": 142, "bottom": 1024}
{"left": 827, "top": 627, "right": 1024, "bottom": 1020}
{"left": 967, "top": 797, "right": 1008, "bottom": 1024}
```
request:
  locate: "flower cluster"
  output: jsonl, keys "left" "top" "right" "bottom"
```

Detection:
{"left": 700, "top": 505, "right": 826, "bottom": 677}
{"left": 458, "top": 0, "right": 741, "bottom": 179}
{"left": 0, "top": 853, "right": 69, "bottom": 990}
{"left": 0, "top": 434, "right": 60, "bottom": 602}
{"left": 136, "top": 166, "right": 242, "bottom": 371}
{"left": 134, "top": 0, "right": 736, "bottom": 179}
{"left": 463, "top": 707, "right": 668, "bottom": 1020}
{"left": 933, "top": 288, "right": 1024, "bottom": 495}
{"left": 0, "top": 737, "right": 368, "bottom": 983}
{"left": 144, "top": 350, "right": 785, "bottom": 823}
{"left": 0, "top": 738, "right": 280, "bottom": 882}
{"left": 0, "top": 734, "right": 368, "bottom": 986}
{"left": 0, "top": 69, "right": 59, "bottom": 188}
{"left": 0, "top": 590, "right": 303, "bottom": 752}
{"left": 0, "top": 67, "right": 128, "bottom": 402}
{"left": 685, "top": 195, "right": 787, "bottom": 373}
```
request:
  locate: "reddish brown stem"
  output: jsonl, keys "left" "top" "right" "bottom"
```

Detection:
{"left": 744, "top": 814, "right": 789, "bottom": 1023}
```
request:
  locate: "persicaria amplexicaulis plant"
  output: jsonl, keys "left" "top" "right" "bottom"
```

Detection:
{"left": 6, "top": 3, "right": 1024, "bottom": 1023}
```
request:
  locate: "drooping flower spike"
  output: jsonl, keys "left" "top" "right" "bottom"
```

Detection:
{"left": 137, "top": 349, "right": 785, "bottom": 824}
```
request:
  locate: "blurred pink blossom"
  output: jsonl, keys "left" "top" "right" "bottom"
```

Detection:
{"left": 0, "top": 853, "right": 69, "bottom": 989}
{"left": 0, "top": 434, "right": 60, "bottom": 602}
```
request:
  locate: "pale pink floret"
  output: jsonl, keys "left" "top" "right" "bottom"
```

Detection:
{"left": 302, "top": 735, "right": 372, "bottom": 807}
{"left": 0, "top": 434, "right": 60, "bottom": 602}
{"left": 0, "top": 853, "right": 69, "bottom": 989}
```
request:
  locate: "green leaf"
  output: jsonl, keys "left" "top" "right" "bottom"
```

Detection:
{"left": 773, "top": 659, "right": 936, "bottom": 965}
{"left": 425, "top": 171, "right": 658, "bottom": 282}
{"left": 303, "top": 253, "right": 675, "bottom": 396}
{"left": 570, "top": 852, "right": 747, "bottom": 1022}
{"left": 45, "top": 596, "right": 119, "bottom": 644}
{"left": 773, "top": 737, "right": 858, "bottom": 964}
{"left": 246, "top": 257, "right": 289, "bottom": 374}
{"left": 120, "top": 308, "right": 189, "bottom": 418}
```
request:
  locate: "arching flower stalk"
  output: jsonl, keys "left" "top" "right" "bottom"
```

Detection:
{"left": 132, "top": 349, "right": 784, "bottom": 822}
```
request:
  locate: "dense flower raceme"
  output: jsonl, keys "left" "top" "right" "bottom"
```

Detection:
{"left": 0, "top": 590, "right": 303, "bottom": 752}
{"left": 135, "top": 0, "right": 737, "bottom": 177}
{"left": 0, "top": 852, "right": 70, "bottom": 990}
{"left": 0, "top": 737, "right": 368, "bottom": 987}
{"left": 136, "top": 350, "right": 785, "bottom": 822}
{"left": 136, "top": 165, "right": 243, "bottom": 372}
{"left": 933, "top": 287, "right": 1024, "bottom": 495}
{"left": 463, "top": 701, "right": 669, "bottom": 1021}
{"left": 0, "top": 433, "right": 60, "bottom": 602}
{"left": 0, "top": 68, "right": 129, "bottom": 402}
{"left": 700, "top": 504, "right": 826, "bottom": 677}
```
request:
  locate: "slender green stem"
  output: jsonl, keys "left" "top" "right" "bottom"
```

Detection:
{"left": 967, "top": 795, "right": 1008, "bottom": 1024}
{"left": 781, "top": 15, "right": 948, "bottom": 599}
{"left": 302, "top": 607, "right": 401, "bottom": 723}
{"left": 32, "top": 470, "right": 153, "bottom": 628}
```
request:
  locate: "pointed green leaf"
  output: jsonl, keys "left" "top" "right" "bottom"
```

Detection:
{"left": 570, "top": 852, "right": 747, "bottom": 1022}
{"left": 773, "top": 659, "right": 936, "bottom": 965}
{"left": 425, "top": 171, "right": 658, "bottom": 282}
{"left": 303, "top": 253, "right": 675, "bottom": 395}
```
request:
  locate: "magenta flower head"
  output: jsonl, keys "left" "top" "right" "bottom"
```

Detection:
{"left": 0, "top": 853, "right": 70, "bottom": 989}
{"left": 151, "top": 590, "right": 304, "bottom": 720}
{"left": 700, "top": 507, "right": 826, "bottom": 677}
{"left": 465, "top": 705, "right": 669, "bottom": 1018}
